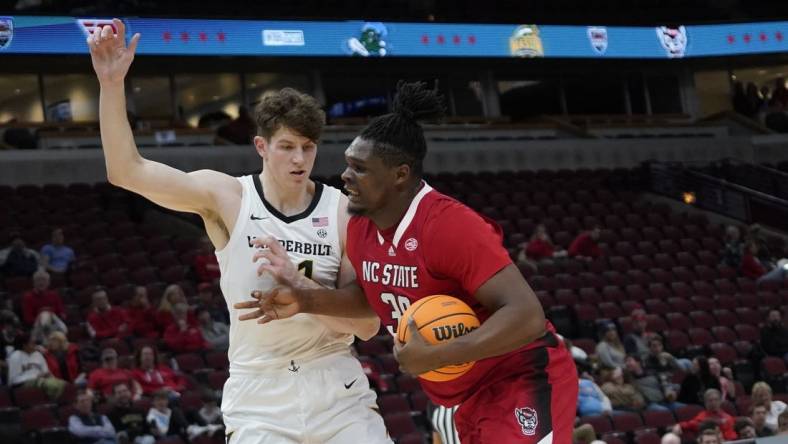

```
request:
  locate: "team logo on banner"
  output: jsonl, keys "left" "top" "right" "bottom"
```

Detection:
{"left": 0, "top": 17, "right": 13, "bottom": 50}
{"left": 346, "top": 22, "right": 388, "bottom": 57}
{"left": 656, "top": 25, "right": 688, "bottom": 58}
{"left": 510, "top": 25, "right": 544, "bottom": 57}
{"left": 587, "top": 26, "right": 608, "bottom": 55}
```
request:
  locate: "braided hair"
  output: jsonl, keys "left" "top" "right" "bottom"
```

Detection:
{"left": 359, "top": 81, "right": 444, "bottom": 178}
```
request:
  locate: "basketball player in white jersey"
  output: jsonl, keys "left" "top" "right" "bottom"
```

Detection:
{"left": 87, "top": 20, "right": 391, "bottom": 444}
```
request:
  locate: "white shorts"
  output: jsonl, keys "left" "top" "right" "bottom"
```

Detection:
{"left": 221, "top": 352, "right": 392, "bottom": 444}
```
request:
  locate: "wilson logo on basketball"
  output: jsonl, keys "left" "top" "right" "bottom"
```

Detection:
{"left": 432, "top": 322, "right": 478, "bottom": 341}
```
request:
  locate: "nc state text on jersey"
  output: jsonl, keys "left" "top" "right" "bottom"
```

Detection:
{"left": 247, "top": 236, "right": 332, "bottom": 256}
{"left": 361, "top": 261, "right": 420, "bottom": 288}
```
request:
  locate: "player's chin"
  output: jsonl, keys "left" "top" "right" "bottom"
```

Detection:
{"left": 346, "top": 200, "right": 367, "bottom": 216}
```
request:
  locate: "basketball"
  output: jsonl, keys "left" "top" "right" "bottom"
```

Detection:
{"left": 396, "top": 295, "right": 480, "bottom": 382}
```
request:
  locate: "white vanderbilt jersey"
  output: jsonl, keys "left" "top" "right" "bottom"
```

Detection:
{"left": 216, "top": 175, "right": 353, "bottom": 374}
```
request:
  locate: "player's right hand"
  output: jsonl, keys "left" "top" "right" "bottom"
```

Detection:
{"left": 86, "top": 18, "right": 140, "bottom": 85}
{"left": 234, "top": 285, "right": 303, "bottom": 324}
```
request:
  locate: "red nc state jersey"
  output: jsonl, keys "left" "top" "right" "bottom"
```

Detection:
{"left": 347, "top": 183, "right": 558, "bottom": 406}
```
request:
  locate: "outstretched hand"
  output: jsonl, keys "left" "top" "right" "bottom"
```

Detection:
{"left": 251, "top": 236, "right": 300, "bottom": 285}
{"left": 234, "top": 284, "right": 304, "bottom": 324}
{"left": 87, "top": 18, "right": 140, "bottom": 85}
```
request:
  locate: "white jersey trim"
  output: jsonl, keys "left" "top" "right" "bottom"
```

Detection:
{"left": 391, "top": 181, "right": 433, "bottom": 248}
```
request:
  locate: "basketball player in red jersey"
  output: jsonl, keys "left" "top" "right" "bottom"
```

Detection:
{"left": 237, "top": 82, "right": 578, "bottom": 443}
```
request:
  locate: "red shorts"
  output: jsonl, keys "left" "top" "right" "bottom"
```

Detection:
{"left": 453, "top": 338, "right": 578, "bottom": 444}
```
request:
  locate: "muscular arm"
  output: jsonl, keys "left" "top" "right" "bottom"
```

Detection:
{"left": 434, "top": 264, "right": 546, "bottom": 367}
{"left": 90, "top": 20, "right": 238, "bottom": 247}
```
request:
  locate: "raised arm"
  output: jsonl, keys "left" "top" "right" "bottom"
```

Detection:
{"left": 88, "top": 20, "right": 237, "bottom": 221}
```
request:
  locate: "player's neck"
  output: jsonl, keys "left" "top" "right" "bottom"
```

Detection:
{"left": 259, "top": 171, "right": 314, "bottom": 216}
{"left": 369, "top": 182, "right": 422, "bottom": 231}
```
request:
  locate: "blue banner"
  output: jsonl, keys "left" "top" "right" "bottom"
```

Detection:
{"left": 0, "top": 15, "right": 787, "bottom": 59}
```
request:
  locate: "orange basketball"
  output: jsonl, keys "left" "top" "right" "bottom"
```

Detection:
{"left": 396, "top": 295, "right": 480, "bottom": 382}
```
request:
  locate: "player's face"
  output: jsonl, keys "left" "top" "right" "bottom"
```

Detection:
{"left": 255, "top": 126, "right": 317, "bottom": 187}
{"left": 342, "top": 138, "right": 397, "bottom": 216}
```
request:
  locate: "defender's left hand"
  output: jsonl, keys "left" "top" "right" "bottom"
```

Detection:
{"left": 393, "top": 318, "right": 442, "bottom": 375}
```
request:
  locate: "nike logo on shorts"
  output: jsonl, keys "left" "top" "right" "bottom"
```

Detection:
{"left": 344, "top": 379, "right": 357, "bottom": 389}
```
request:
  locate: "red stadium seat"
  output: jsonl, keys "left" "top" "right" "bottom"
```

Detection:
{"left": 675, "top": 404, "right": 704, "bottom": 422}
{"left": 13, "top": 386, "right": 49, "bottom": 409}
{"left": 580, "top": 415, "right": 612, "bottom": 435}
{"left": 175, "top": 353, "right": 207, "bottom": 373}
{"left": 610, "top": 411, "right": 643, "bottom": 432}
{"left": 712, "top": 309, "right": 738, "bottom": 327}
{"left": 688, "top": 327, "right": 715, "bottom": 347}
{"left": 689, "top": 311, "right": 716, "bottom": 329}
{"left": 384, "top": 412, "right": 418, "bottom": 438}
{"left": 711, "top": 326, "right": 737, "bottom": 343}
{"left": 378, "top": 394, "right": 411, "bottom": 415}
{"left": 710, "top": 343, "right": 738, "bottom": 365}
{"left": 21, "top": 406, "right": 59, "bottom": 432}
{"left": 642, "top": 409, "right": 675, "bottom": 428}
{"left": 666, "top": 313, "right": 691, "bottom": 331}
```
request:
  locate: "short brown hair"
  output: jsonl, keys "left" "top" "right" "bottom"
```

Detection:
{"left": 254, "top": 88, "right": 325, "bottom": 142}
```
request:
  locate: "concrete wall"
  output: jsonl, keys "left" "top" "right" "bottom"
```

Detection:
{"left": 3, "top": 135, "right": 788, "bottom": 186}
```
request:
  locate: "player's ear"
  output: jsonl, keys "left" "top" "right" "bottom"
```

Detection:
{"left": 254, "top": 136, "right": 269, "bottom": 161}
{"left": 393, "top": 163, "right": 411, "bottom": 186}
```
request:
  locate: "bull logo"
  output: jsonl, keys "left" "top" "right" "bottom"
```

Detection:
{"left": 656, "top": 25, "right": 688, "bottom": 58}
{"left": 514, "top": 406, "right": 538, "bottom": 436}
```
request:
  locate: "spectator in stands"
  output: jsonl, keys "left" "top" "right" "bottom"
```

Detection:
{"left": 217, "top": 106, "right": 255, "bottom": 145}
{"left": 88, "top": 348, "right": 142, "bottom": 400}
{"left": 0, "top": 311, "right": 22, "bottom": 382}
{"left": 7, "top": 331, "right": 66, "bottom": 400}
{"left": 568, "top": 225, "right": 602, "bottom": 260}
{"left": 643, "top": 335, "right": 690, "bottom": 375}
{"left": 193, "top": 236, "right": 220, "bottom": 283}
{"left": 146, "top": 390, "right": 189, "bottom": 441}
{"left": 734, "top": 417, "right": 757, "bottom": 439}
{"left": 156, "top": 284, "right": 189, "bottom": 333}
{"left": 760, "top": 308, "right": 788, "bottom": 361}
{"left": 778, "top": 411, "right": 788, "bottom": 436}
{"left": 21, "top": 269, "right": 65, "bottom": 326}
{"left": 751, "top": 381, "right": 787, "bottom": 431}
{"left": 1, "top": 119, "right": 37, "bottom": 150}
{"left": 745, "top": 224, "right": 774, "bottom": 265}
{"left": 163, "top": 303, "right": 207, "bottom": 353}
{"left": 751, "top": 404, "right": 775, "bottom": 437}
{"left": 130, "top": 345, "right": 186, "bottom": 397}
{"left": 741, "top": 241, "right": 787, "bottom": 284}
{"left": 695, "top": 429, "right": 722, "bottom": 444}
{"left": 69, "top": 390, "right": 118, "bottom": 444}
{"left": 197, "top": 307, "right": 229, "bottom": 350}
{"left": 625, "top": 356, "right": 683, "bottom": 411}
{"left": 600, "top": 366, "right": 646, "bottom": 412}
{"left": 43, "top": 331, "right": 84, "bottom": 384}
{"left": 720, "top": 225, "right": 742, "bottom": 268}
{"left": 771, "top": 77, "right": 788, "bottom": 108}
{"left": 671, "top": 389, "right": 737, "bottom": 440}
{"left": 126, "top": 286, "right": 158, "bottom": 339}
{"left": 577, "top": 373, "right": 613, "bottom": 416}
{"left": 595, "top": 321, "right": 626, "bottom": 369}
{"left": 108, "top": 382, "right": 155, "bottom": 444}
{"left": 678, "top": 356, "right": 722, "bottom": 405}
{"left": 623, "top": 309, "right": 649, "bottom": 359}
{"left": 522, "top": 224, "right": 566, "bottom": 262}
{"left": 31, "top": 309, "right": 67, "bottom": 344}
{"left": 196, "top": 283, "right": 228, "bottom": 323}
{"left": 707, "top": 357, "right": 736, "bottom": 402}
{"left": 732, "top": 82, "right": 750, "bottom": 117}
{"left": 660, "top": 432, "right": 681, "bottom": 444}
{"left": 40, "top": 227, "right": 75, "bottom": 274}
{"left": 184, "top": 390, "right": 225, "bottom": 440}
{"left": 87, "top": 289, "right": 129, "bottom": 340}
{"left": 0, "top": 233, "right": 40, "bottom": 277}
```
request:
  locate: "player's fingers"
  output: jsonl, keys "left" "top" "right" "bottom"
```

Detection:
{"left": 93, "top": 26, "right": 101, "bottom": 46}
{"left": 101, "top": 24, "right": 113, "bottom": 40}
{"left": 233, "top": 300, "right": 260, "bottom": 310}
{"left": 252, "top": 249, "right": 271, "bottom": 263}
{"left": 128, "top": 33, "right": 140, "bottom": 54}
{"left": 250, "top": 290, "right": 263, "bottom": 300}
{"left": 238, "top": 309, "right": 264, "bottom": 321}
{"left": 113, "top": 18, "right": 125, "bottom": 40}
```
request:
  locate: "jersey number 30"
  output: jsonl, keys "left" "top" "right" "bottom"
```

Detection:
{"left": 380, "top": 292, "right": 411, "bottom": 336}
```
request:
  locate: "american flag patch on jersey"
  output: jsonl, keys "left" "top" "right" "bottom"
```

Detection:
{"left": 312, "top": 217, "right": 328, "bottom": 227}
